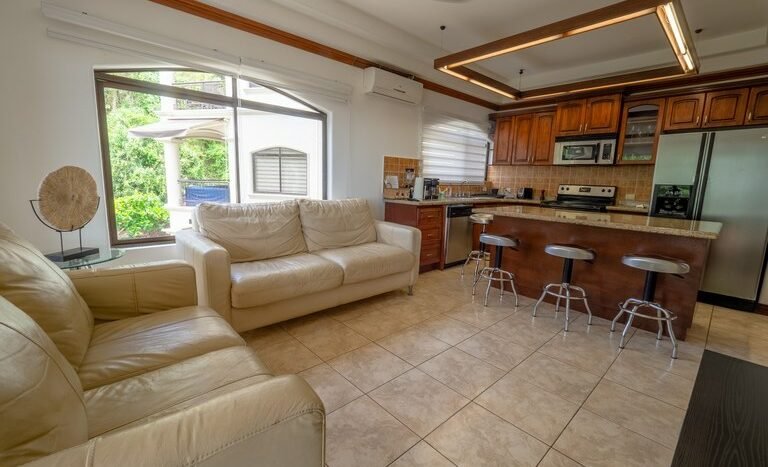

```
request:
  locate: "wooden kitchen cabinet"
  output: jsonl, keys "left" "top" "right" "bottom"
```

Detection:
{"left": 664, "top": 93, "right": 706, "bottom": 130}
{"left": 745, "top": 85, "right": 768, "bottom": 126}
{"left": 384, "top": 203, "right": 444, "bottom": 271}
{"left": 555, "top": 94, "right": 621, "bottom": 136}
{"left": 529, "top": 111, "right": 556, "bottom": 165}
{"left": 554, "top": 99, "right": 586, "bottom": 136}
{"left": 510, "top": 113, "right": 534, "bottom": 164}
{"left": 584, "top": 94, "right": 622, "bottom": 134}
{"left": 702, "top": 88, "right": 749, "bottom": 128}
{"left": 492, "top": 117, "right": 514, "bottom": 165}
{"left": 617, "top": 98, "right": 665, "bottom": 165}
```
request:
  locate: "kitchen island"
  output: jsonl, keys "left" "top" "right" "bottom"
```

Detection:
{"left": 473, "top": 205, "right": 722, "bottom": 339}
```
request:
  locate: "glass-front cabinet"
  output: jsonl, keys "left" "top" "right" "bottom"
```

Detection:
{"left": 617, "top": 98, "right": 666, "bottom": 164}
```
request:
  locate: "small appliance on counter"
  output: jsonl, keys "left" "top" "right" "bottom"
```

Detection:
{"left": 540, "top": 184, "right": 616, "bottom": 212}
{"left": 553, "top": 136, "right": 616, "bottom": 165}
{"left": 412, "top": 177, "right": 439, "bottom": 201}
{"left": 517, "top": 187, "right": 533, "bottom": 199}
{"left": 650, "top": 184, "right": 693, "bottom": 219}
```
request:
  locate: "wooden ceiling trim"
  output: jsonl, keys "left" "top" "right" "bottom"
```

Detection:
{"left": 148, "top": 0, "right": 500, "bottom": 109}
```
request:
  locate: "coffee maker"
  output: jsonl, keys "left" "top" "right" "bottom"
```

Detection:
{"left": 412, "top": 177, "right": 439, "bottom": 200}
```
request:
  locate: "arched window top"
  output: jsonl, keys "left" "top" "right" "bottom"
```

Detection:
{"left": 252, "top": 147, "right": 308, "bottom": 196}
{"left": 252, "top": 147, "right": 307, "bottom": 157}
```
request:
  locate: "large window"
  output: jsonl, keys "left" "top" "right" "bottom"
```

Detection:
{"left": 252, "top": 148, "right": 308, "bottom": 195}
{"left": 421, "top": 111, "right": 489, "bottom": 183}
{"left": 95, "top": 69, "right": 326, "bottom": 246}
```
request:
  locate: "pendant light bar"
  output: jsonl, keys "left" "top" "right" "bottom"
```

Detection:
{"left": 437, "top": 65, "right": 520, "bottom": 99}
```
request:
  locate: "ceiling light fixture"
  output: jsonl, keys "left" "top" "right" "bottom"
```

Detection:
{"left": 434, "top": 0, "right": 699, "bottom": 101}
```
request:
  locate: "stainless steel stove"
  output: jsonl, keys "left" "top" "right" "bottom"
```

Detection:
{"left": 540, "top": 184, "right": 616, "bottom": 212}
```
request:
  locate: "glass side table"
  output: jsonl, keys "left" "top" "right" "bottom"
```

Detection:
{"left": 52, "top": 248, "right": 125, "bottom": 270}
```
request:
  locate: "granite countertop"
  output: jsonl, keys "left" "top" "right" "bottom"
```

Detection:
{"left": 473, "top": 205, "right": 721, "bottom": 239}
{"left": 384, "top": 197, "right": 650, "bottom": 214}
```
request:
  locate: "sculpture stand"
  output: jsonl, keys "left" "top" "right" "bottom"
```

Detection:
{"left": 30, "top": 198, "right": 100, "bottom": 262}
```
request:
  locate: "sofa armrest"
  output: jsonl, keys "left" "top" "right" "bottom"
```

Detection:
{"left": 67, "top": 260, "right": 197, "bottom": 321}
{"left": 26, "top": 375, "right": 325, "bottom": 467}
{"left": 375, "top": 220, "right": 421, "bottom": 285}
{"left": 175, "top": 229, "right": 232, "bottom": 322}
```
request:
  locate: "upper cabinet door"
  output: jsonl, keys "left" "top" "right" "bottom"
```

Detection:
{"left": 530, "top": 112, "right": 555, "bottom": 165}
{"left": 616, "top": 98, "right": 665, "bottom": 165}
{"left": 664, "top": 93, "right": 705, "bottom": 131}
{"left": 702, "top": 88, "right": 749, "bottom": 128}
{"left": 511, "top": 113, "right": 534, "bottom": 165}
{"left": 584, "top": 94, "right": 621, "bottom": 134}
{"left": 493, "top": 117, "right": 514, "bottom": 165}
{"left": 745, "top": 85, "right": 768, "bottom": 126}
{"left": 555, "top": 99, "right": 586, "bottom": 136}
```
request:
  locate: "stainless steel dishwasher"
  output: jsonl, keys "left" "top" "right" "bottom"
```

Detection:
{"left": 444, "top": 204, "right": 474, "bottom": 267}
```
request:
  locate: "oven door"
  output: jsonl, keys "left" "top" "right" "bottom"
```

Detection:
{"left": 554, "top": 142, "right": 599, "bottom": 165}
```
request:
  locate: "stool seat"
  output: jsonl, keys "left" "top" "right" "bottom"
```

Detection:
{"left": 470, "top": 213, "right": 493, "bottom": 224}
{"left": 621, "top": 255, "right": 690, "bottom": 275}
{"left": 479, "top": 233, "right": 518, "bottom": 248}
{"left": 544, "top": 244, "right": 595, "bottom": 261}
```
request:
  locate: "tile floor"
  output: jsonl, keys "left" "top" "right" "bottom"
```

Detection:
{"left": 242, "top": 267, "right": 768, "bottom": 467}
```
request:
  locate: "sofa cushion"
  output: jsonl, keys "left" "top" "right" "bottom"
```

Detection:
{"left": 196, "top": 201, "right": 307, "bottom": 262}
{"left": 314, "top": 242, "right": 416, "bottom": 284}
{"left": 0, "top": 223, "right": 93, "bottom": 369}
{"left": 78, "top": 306, "right": 244, "bottom": 390}
{"left": 84, "top": 346, "right": 271, "bottom": 437}
{"left": 298, "top": 198, "right": 377, "bottom": 252}
{"left": 230, "top": 253, "right": 343, "bottom": 308}
{"left": 0, "top": 297, "right": 88, "bottom": 466}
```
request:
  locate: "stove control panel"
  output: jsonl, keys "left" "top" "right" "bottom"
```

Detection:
{"left": 557, "top": 184, "right": 616, "bottom": 198}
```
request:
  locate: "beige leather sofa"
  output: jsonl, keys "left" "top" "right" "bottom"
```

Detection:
{"left": 0, "top": 225, "right": 324, "bottom": 467}
{"left": 176, "top": 198, "right": 421, "bottom": 331}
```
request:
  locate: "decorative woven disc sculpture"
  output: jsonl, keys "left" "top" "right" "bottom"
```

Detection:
{"left": 38, "top": 166, "right": 99, "bottom": 231}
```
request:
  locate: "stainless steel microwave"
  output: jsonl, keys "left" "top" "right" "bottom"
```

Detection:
{"left": 553, "top": 138, "right": 616, "bottom": 165}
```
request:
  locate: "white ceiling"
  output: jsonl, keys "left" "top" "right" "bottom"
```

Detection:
{"left": 211, "top": 0, "right": 768, "bottom": 102}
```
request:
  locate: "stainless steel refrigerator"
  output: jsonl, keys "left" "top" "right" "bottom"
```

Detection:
{"left": 652, "top": 128, "right": 768, "bottom": 310}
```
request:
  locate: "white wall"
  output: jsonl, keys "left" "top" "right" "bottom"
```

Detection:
{"left": 0, "top": 0, "right": 488, "bottom": 266}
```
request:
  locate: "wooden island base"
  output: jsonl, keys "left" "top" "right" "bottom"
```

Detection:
{"left": 474, "top": 216, "right": 713, "bottom": 340}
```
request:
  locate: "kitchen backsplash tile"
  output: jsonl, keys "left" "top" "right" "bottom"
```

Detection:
{"left": 487, "top": 164, "right": 654, "bottom": 202}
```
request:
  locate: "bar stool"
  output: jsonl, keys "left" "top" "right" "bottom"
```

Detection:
{"left": 532, "top": 244, "right": 595, "bottom": 332}
{"left": 611, "top": 255, "right": 690, "bottom": 359}
{"left": 461, "top": 213, "right": 493, "bottom": 280}
{"left": 472, "top": 233, "right": 519, "bottom": 307}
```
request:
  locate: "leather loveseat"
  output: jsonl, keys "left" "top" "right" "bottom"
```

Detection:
{"left": 176, "top": 198, "right": 421, "bottom": 331}
{"left": 0, "top": 225, "right": 324, "bottom": 466}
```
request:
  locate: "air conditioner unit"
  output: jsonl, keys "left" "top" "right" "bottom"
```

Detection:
{"left": 363, "top": 67, "right": 423, "bottom": 105}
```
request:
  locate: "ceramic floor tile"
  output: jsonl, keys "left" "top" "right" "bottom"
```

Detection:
{"left": 446, "top": 301, "right": 514, "bottom": 328}
{"left": 417, "top": 315, "right": 480, "bottom": 346}
{"left": 328, "top": 343, "right": 412, "bottom": 393}
{"left": 389, "top": 441, "right": 454, "bottom": 467}
{"left": 294, "top": 320, "right": 370, "bottom": 360}
{"left": 419, "top": 348, "right": 505, "bottom": 398}
{"left": 538, "top": 449, "right": 583, "bottom": 467}
{"left": 426, "top": 403, "right": 549, "bottom": 467}
{"left": 326, "top": 396, "right": 419, "bottom": 467}
{"left": 381, "top": 301, "right": 443, "bottom": 325}
{"left": 604, "top": 354, "right": 695, "bottom": 409}
{"left": 325, "top": 299, "right": 380, "bottom": 322}
{"left": 241, "top": 324, "right": 293, "bottom": 351}
{"left": 485, "top": 315, "right": 559, "bottom": 349}
{"left": 299, "top": 363, "right": 363, "bottom": 413}
{"left": 554, "top": 409, "right": 673, "bottom": 467}
{"left": 527, "top": 298, "right": 587, "bottom": 324}
{"left": 621, "top": 330, "right": 702, "bottom": 380}
{"left": 369, "top": 368, "right": 469, "bottom": 437}
{"left": 476, "top": 374, "right": 579, "bottom": 445}
{"left": 344, "top": 308, "right": 413, "bottom": 340}
{"left": 508, "top": 352, "right": 600, "bottom": 404}
{"left": 257, "top": 337, "right": 322, "bottom": 374}
{"left": 377, "top": 327, "right": 451, "bottom": 366}
{"left": 456, "top": 330, "right": 533, "bottom": 371}
{"left": 538, "top": 322, "right": 626, "bottom": 376}
{"left": 583, "top": 379, "right": 685, "bottom": 449}
{"left": 281, "top": 313, "right": 338, "bottom": 338}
